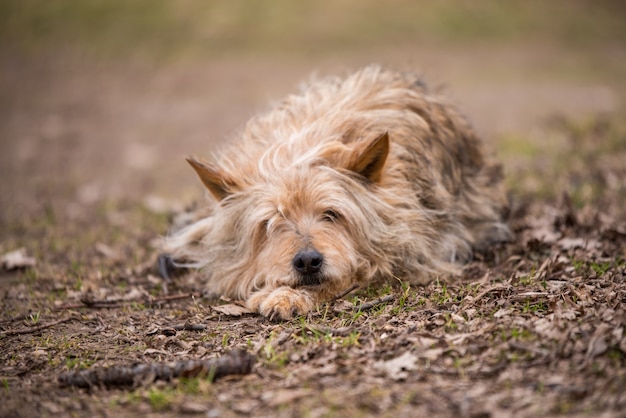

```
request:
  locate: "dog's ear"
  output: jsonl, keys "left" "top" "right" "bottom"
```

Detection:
{"left": 347, "top": 132, "right": 389, "bottom": 183}
{"left": 186, "top": 157, "right": 236, "bottom": 201}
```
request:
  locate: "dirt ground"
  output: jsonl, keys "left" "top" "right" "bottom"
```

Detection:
{"left": 1, "top": 3, "right": 626, "bottom": 417}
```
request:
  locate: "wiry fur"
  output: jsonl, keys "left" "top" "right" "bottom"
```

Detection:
{"left": 163, "top": 66, "right": 510, "bottom": 320}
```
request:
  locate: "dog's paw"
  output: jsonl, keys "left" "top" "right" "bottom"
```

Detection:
{"left": 247, "top": 287, "right": 315, "bottom": 321}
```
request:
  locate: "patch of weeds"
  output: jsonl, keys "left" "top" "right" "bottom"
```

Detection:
{"left": 429, "top": 280, "right": 462, "bottom": 305}
{"left": 65, "top": 356, "right": 95, "bottom": 370}
{"left": 508, "top": 327, "right": 534, "bottom": 341}
{"left": 58, "top": 335, "right": 78, "bottom": 350}
{"left": 22, "top": 268, "right": 38, "bottom": 285}
{"left": 589, "top": 261, "right": 611, "bottom": 276}
{"left": 2, "top": 378, "right": 8, "bottom": 391}
{"left": 317, "top": 303, "right": 331, "bottom": 321}
{"left": 572, "top": 258, "right": 587, "bottom": 274}
{"left": 460, "top": 282, "right": 481, "bottom": 298}
{"left": 34, "top": 334, "right": 51, "bottom": 347}
{"left": 435, "top": 281, "right": 451, "bottom": 304}
{"left": 72, "top": 277, "right": 83, "bottom": 292}
{"left": 121, "top": 343, "right": 146, "bottom": 354}
{"left": 516, "top": 265, "right": 539, "bottom": 287}
{"left": 260, "top": 332, "right": 289, "bottom": 368}
{"left": 178, "top": 377, "right": 211, "bottom": 395}
{"left": 339, "top": 330, "right": 361, "bottom": 347}
{"left": 340, "top": 308, "right": 365, "bottom": 327}
{"left": 452, "top": 355, "right": 472, "bottom": 372}
{"left": 497, "top": 132, "right": 541, "bottom": 159}
{"left": 572, "top": 258, "right": 612, "bottom": 276}
{"left": 443, "top": 313, "right": 458, "bottom": 331}
{"left": 521, "top": 300, "right": 548, "bottom": 315}
{"left": 146, "top": 387, "right": 174, "bottom": 411}
{"left": 122, "top": 391, "right": 143, "bottom": 407}
{"left": 554, "top": 401, "right": 573, "bottom": 414}
{"left": 607, "top": 348, "right": 625, "bottom": 367}
{"left": 128, "top": 302, "right": 147, "bottom": 311}
{"left": 221, "top": 333, "right": 231, "bottom": 348}
{"left": 390, "top": 282, "right": 411, "bottom": 315}
{"left": 517, "top": 275, "right": 533, "bottom": 286}
{"left": 369, "top": 302, "right": 390, "bottom": 316}
{"left": 534, "top": 381, "right": 545, "bottom": 394}
{"left": 27, "top": 311, "right": 41, "bottom": 325}
{"left": 293, "top": 318, "right": 361, "bottom": 348}
{"left": 47, "top": 353, "right": 60, "bottom": 367}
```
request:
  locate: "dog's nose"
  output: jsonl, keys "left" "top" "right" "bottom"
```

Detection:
{"left": 292, "top": 249, "right": 324, "bottom": 275}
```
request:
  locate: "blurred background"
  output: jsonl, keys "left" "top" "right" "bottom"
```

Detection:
{"left": 0, "top": 0, "right": 625, "bottom": 223}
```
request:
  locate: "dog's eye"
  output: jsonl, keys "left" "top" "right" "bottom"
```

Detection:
{"left": 322, "top": 209, "right": 340, "bottom": 222}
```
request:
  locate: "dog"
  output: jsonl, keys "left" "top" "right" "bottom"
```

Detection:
{"left": 162, "top": 66, "right": 510, "bottom": 320}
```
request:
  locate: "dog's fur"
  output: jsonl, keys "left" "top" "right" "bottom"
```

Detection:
{"left": 163, "top": 66, "right": 510, "bottom": 320}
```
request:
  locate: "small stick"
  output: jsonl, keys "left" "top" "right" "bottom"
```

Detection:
{"left": 355, "top": 294, "right": 395, "bottom": 311}
{"left": 53, "top": 293, "right": 198, "bottom": 311}
{"left": 148, "top": 293, "right": 198, "bottom": 305}
{"left": 1, "top": 317, "right": 74, "bottom": 336}
{"left": 58, "top": 350, "right": 255, "bottom": 388}
{"left": 172, "top": 323, "right": 207, "bottom": 331}
{"left": 331, "top": 283, "right": 359, "bottom": 302}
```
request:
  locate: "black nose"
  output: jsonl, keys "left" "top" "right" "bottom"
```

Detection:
{"left": 292, "top": 249, "right": 324, "bottom": 275}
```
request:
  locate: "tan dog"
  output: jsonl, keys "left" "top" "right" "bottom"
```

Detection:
{"left": 163, "top": 66, "right": 510, "bottom": 320}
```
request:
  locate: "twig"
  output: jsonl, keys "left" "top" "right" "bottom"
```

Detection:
{"left": 355, "top": 294, "right": 395, "bottom": 311}
{"left": 148, "top": 293, "right": 198, "bottom": 305}
{"left": 52, "top": 303, "right": 88, "bottom": 310}
{"left": 331, "top": 283, "right": 359, "bottom": 302}
{"left": 1, "top": 317, "right": 74, "bottom": 336}
{"left": 172, "top": 323, "right": 207, "bottom": 331}
{"left": 52, "top": 293, "right": 198, "bottom": 311}
{"left": 58, "top": 349, "right": 255, "bottom": 388}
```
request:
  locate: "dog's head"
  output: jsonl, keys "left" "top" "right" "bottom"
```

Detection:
{"left": 178, "top": 132, "right": 396, "bottom": 299}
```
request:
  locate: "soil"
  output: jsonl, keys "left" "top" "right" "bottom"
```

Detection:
{"left": 1, "top": 41, "right": 625, "bottom": 417}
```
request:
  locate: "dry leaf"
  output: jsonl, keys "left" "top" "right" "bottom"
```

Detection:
{"left": 212, "top": 303, "right": 253, "bottom": 316}
{"left": 1, "top": 248, "right": 36, "bottom": 270}
{"left": 374, "top": 351, "right": 418, "bottom": 381}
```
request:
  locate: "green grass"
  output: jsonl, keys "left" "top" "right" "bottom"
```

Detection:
{"left": 1, "top": 0, "right": 624, "bottom": 60}
{"left": 147, "top": 387, "right": 173, "bottom": 411}
{"left": 27, "top": 311, "right": 40, "bottom": 325}
{"left": 259, "top": 331, "right": 290, "bottom": 368}
{"left": 521, "top": 300, "right": 548, "bottom": 315}
{"left": 501, "top": 116, "right": 626, "bottom": 206}
{"left": 573, "top": 258, "right": 618, "bottom": 277}
{"left": 65, "top": 356, "right": 96, "bottom": 370}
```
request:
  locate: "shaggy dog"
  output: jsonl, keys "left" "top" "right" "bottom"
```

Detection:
{"left": 162, "top": 66, "right": 510, "bottom": 320}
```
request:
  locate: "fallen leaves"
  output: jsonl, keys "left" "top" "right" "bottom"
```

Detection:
{"left": 2, "top": 116, "right": 626, "bottom": 416}
{"left": 211, "top": 303, "right": 253, "bottom": 317}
